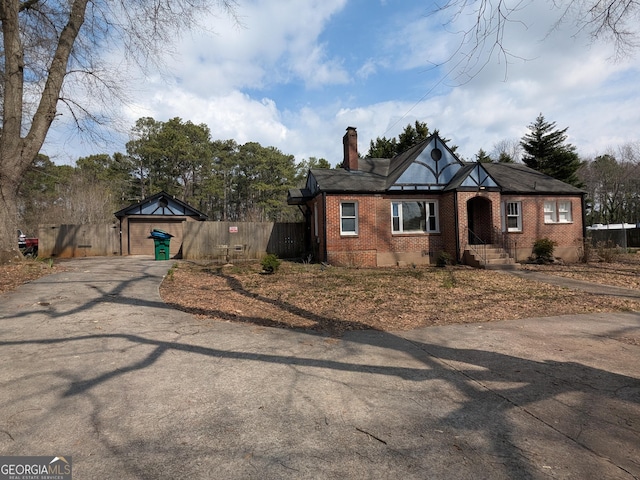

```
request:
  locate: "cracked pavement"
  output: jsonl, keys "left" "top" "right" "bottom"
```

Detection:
{"left": 0, "top": 256, "right": 639, "bottom": 479}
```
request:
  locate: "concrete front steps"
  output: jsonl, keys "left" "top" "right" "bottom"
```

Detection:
{"left": 463, "top": 245, "right": 519, "bottom": 270}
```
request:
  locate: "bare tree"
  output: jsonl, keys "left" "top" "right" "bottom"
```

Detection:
{"left": 491, "top": 138, "right": 521, "bottom": 163}
{"left": 579, "top": 143, "right": 640, "bottom": 224}
{"left": 0, "top": 0, "right": 237, "bottom": 262}
{"left": 431, "top": 0, "right": 640, "bottom": 81}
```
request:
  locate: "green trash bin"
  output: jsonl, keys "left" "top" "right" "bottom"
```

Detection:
{"left": 153, "top": 238, "right": 171, "bottom": 260}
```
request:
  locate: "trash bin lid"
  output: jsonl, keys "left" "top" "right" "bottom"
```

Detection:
{"left": 150, "top": 228, "right": 173, "bottom": 239}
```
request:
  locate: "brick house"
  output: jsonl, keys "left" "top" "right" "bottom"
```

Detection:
{"left": 288, "top": 127, "right": 586, "bottom": 268}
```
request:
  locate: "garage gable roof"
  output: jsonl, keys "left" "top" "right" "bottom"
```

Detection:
{"left": 114, "top": 191, "right": 208, "bottom": 220}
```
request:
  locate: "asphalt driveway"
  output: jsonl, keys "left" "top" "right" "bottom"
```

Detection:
{"left": 0, "top": 257, "right": 639, "bottom": 479}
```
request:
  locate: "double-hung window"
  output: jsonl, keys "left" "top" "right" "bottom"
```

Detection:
{"left": 340, "top": 201, "right": 358, "bottom": 235}
{"left": 391, "top": 201, "right": 438, "bottom": 233}
{"left": 505, "top": 201, "right": 522, "bottom": 232}
{"left": 544, "top": 201, "right": 557, "bottom": 223}
{"left": 557, "top": 201, "right": 572, "bottom": 223}
{"left": 544, "top": 201, "right": 572, "bottom": 223}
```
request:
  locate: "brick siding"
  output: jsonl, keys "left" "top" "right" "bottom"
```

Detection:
{"left": 501, "top": 195, "right": 584, "bottom": 262}
{"left": 314, "top": 192, "right": 584, "bottom": 267}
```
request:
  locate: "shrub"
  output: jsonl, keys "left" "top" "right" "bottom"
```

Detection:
{"left": 441, "top": 269, "right": 457, "bottom": 288}
{"left": 436, "top": 251, "right": 453, "bottom": 267}
{"left": 532, "top": 238, "right": 557, "bottom": 262}
{"left": 595, "top": 240, "right": 617, "bottom": 263}
{"left": 261, "top": 254, "right": 281, "bottom": 274}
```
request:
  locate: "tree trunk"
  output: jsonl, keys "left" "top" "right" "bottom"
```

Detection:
{"left": 0, "top": 0, "right": 88, "bottom": 262}
{"left": 0, "top": 178, "right": 22, "bottom": 263}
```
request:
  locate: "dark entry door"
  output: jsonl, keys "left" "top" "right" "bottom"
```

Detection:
{"left": 466, "top": 197, "right": 492, "bottom": 244}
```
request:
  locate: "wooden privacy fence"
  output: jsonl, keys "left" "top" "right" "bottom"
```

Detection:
{"left": 38, "top": 224, "right": 120, "bottom": 258}
{"left": 182, "top": 221, "right": 306, "bottom": 261}
{"left": 37, "top": 221, "right": 307, "bottom": 260}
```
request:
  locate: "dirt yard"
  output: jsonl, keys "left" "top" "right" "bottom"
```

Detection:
{"left": 159, "top": 253, "right": 640, "bottom": 335}
{"left": 521, "top": 256, "right": 640, "bottom": 290}
{"left": 2, "top": 254, "right": 638, "bottom": 335}
{"left": 0, "top": 259, "right": 63, "bottom": 295}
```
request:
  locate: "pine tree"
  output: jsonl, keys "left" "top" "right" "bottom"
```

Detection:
{"left": 366, "top": 121, "right": 456, "bottom": 158}
{"left": 520, "top": 114, "right": 583, "bottom": 187}
{"left": 475, "top": 148, "right": 493, "bottom": 163}
{"left": 367, "top": 121, "right": 430, "bottom": 158}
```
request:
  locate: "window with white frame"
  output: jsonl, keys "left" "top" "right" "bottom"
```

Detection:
{"left": 544, "top": 201, "right": 556, "bottom": 223}
{"left": 558, "top": 201, "right": 572, "bottom": 223}
{"left": 505, "top": 201, "right": 522, "bottom": 232}
{"left": 391, "top": 201, "right": 438, "bottom": 233}
{"left": 544, "top": 200, "right": 572, "bottom": 223}
{"left": 340, "top": 201, "right": 358, "bottom": 235}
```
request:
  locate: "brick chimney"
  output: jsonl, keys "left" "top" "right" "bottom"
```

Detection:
{"left": 342, "top": 126, "right": 358, "bottom": 171}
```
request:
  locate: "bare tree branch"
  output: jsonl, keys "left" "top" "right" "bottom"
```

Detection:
{"left": 0, "top": 0, "right": 239, "bottom": 259}
{"left": 431, "top": 0, "right": 640, "bottom": 81}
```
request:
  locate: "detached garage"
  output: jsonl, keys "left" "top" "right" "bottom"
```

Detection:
{"left": 115, "top": 191, "right": 208, "bottom": 257}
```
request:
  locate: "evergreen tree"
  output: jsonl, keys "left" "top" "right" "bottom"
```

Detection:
{"left": 475, "top": 148, "right": 493, "bottom": 163}
{"left": 520, "top": 114, "right": 583, "bottom": 187}
{"left": 396, "top": 121, "right": 431, "bottom": 154}
{"left": 367, "top": 121, "right": 431, "bottom": 158}
{"left": 367, "top": 136, "right": 399, "bottom": 159}
{"left": 497, "top": 152, "right": 515, "bottom": 163}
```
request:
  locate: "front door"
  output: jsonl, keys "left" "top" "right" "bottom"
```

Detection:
{"left": 467, "top": 197, "right": 492, "bottom": 245}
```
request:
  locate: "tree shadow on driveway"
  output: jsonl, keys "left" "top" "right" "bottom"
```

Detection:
{"left": 1, "top": 259, "right": 639, "bottom": 479}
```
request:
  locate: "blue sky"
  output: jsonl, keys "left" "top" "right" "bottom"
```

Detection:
{"left": 44, "top": 0, "right": 640, "bottom": 166}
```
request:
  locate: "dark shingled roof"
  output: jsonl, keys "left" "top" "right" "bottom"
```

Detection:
{"left": 482, "top": 163, "right": 585, "bottom": 194}
{"left": 287, "top": 133, "right": 585, "bottom": 204}
{"left": 287, "top": 188, "right": 313, "bottom": 205}
{"left": 309, "top": 167, "right": 387, "bottom": 193}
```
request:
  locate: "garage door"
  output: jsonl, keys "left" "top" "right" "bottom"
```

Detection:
{"left": 128, "top": 219, "right": 185, "bottom": 256}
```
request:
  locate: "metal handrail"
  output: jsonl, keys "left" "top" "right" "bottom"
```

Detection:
{"left": 465, "top": 227, "right": 487, "bottom": 266}
{"left": 465, "top": 226, "right": 518, "bottom": 265}
{"left": 491, "top": 227, "right": 517, "bottom": 262}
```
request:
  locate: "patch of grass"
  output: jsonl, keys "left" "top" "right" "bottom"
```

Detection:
{"left": 165, "top": 262, "right": 178, "bottom": 281}
{"left": 440, "top": 268, "right": 457, "bottom": 288}
{"left": 43, "top": 257, "right": 54, "bottom": 268}
{"left": 406, "top": 268, "right": 424, "bottom": 280}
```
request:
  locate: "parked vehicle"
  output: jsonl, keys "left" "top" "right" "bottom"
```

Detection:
{"left": 18, "top": 229, "right": 38, "bottom": 257}
{"left": 18, "top": 229, "right": 26, "bottom": 249}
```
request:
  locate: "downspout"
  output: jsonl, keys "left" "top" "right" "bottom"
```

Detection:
{"left": 119, "top": 217, "right": 123, "bottom": 256}
{"left": 322, "top": 192, "right": 328, "bottom": 262}
{"left": 297, "top": 204, "right": 312, "bottom": 257}
{"left": 454, "top": 192, "right": 460, "bottom": 263}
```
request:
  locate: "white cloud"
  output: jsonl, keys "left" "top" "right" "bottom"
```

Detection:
{"left": 42, "top": 0, "right": 640, "bottom": 171}
{"left": 356, "top": 59, "right": 379, "bottom": 79}
{"left": 125, "top": 89, "right": 288, "bottom": 145}
{"left": 170, "top": 0, "right": 350, "bottom": 92}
